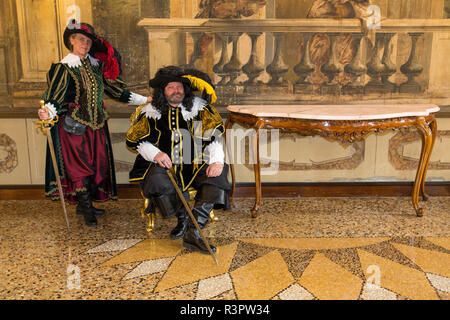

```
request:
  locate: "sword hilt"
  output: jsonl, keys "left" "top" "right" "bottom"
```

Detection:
{"left": 36, "top": 100, "right": 58, "bottom": 131}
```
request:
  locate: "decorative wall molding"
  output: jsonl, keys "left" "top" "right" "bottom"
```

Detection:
{"left": 389, "top": 129, "right": 450, "bottom": 170}
{"left": 0, "top": 133, "right": 18, "bottom": 174}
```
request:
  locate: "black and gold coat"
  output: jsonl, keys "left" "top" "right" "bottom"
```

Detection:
{"left": 42, "top": 53, "right": 147, "bottom": 199}
{"left": 126, "top": 96, "right": 225, "bottom": 192}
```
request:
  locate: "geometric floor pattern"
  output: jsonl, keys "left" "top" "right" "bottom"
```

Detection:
{"left": 85, "top": 236, "right": 450, "bottom": 300}
{"left": 1, "top": 197, "right": 449, "bottom": 300}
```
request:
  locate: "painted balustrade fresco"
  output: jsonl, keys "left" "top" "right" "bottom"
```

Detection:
{"left": 0, "top": 0, "right": 450, "bottom": 185}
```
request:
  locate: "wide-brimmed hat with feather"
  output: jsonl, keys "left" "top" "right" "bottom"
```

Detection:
{"left": 63, "top": 19, "right": 122, "bottom": 80}
{"left": 149, "top": 66, "right": 217, "bottom": 104}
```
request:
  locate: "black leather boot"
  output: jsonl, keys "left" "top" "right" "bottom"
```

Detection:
{"left": 153, "top": 193, "right": 179, "bottom": 219}
{"left": 182, "top": 203, "right": 216, "bottom": 254}
{"left": 183, "top": 221, "right": 216, "bottom": 254}
{"left": 76, "top": 191, "right": 97, "bottom": 227}
{"left": 194, "top": 184, "right": 226, "bottom": 228}
{"left": 90, "top": 203, "right": 105, "bottom": 216}
{"left": 76, "top": 178, "right": 105, "bottom": 216}
{"left": 195, "top": 202, "right": 214, "bottom": 229}
{"left": 170, "top": 207, "right": 189, "bottom": 239}
{"left": 87, "top": 177, "right": 105, "bottom": 216}
{"left": 169, "top": 190, "right": 190, "bottom": 239}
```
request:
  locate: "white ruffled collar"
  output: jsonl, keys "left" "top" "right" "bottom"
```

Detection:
{"left": 141, "top": 96, "right": 206, "bottom": 121}
{"left": 60, "top": 53, "right": 99, "bottom": 68}
{"left": 141, "top": 103, "right": 161, "bottom": 120}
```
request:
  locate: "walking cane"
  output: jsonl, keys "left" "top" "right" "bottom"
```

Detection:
{"left": 36, "top": 100, "right": 70, "bottom": 231}
{"left": 165, "top": 168, "right": 219, "bottom": 265}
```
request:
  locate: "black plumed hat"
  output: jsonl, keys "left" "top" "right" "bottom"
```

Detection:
{"left": 63, "top": 19, "right": 105, "bottom": 53}
{"left": 148, "top": 66, "right": 191, "bottom": 89}
{"left": 149, "top": 65, "right": 217, "bottom": 104}
{"left": 63, "top": 19, "right": 123, "bottom": 79}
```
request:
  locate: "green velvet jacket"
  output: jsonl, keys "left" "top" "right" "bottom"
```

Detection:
{"left": 42, "top": 53, "right": 132, "bottom": 199}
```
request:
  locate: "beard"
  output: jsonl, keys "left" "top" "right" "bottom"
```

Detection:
{"left": 166, "top": 93, "right": 185, "bottom": 106}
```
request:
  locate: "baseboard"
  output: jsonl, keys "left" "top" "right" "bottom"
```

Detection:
{"left": 0, "top": 182, "right": 449, "bottom": 200}
{"left": 232, "top": 182, "right": 450, "bottom": 197}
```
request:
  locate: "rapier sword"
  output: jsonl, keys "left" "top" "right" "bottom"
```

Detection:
{"left": 36, "top": 100, "right": 70, "bottom": 231}
{"left": 165, "top": 168, "right": 218, "bottom": 265}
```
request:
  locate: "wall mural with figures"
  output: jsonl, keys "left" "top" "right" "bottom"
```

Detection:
{"left": 0, "top": 0, "right": 449, "bottom": 185}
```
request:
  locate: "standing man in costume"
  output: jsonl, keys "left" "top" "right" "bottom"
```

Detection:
{"left": 126, "top": 66, "right": 231, "bottom": 254}
{"left": 37, "top": 19, "right": 151, "bottom": 227}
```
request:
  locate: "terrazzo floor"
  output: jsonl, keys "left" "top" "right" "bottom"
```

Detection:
{"left": 0, "top": 196, "right": 449, "bottom": 300}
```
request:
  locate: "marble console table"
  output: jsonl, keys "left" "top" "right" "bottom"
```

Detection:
{"left": 225, "top": 104, "right": 440, "bottom": 217}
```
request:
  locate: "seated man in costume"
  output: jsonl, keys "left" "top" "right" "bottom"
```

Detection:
{"left": 126, "top": 66, "right": 231, "bottom": 254}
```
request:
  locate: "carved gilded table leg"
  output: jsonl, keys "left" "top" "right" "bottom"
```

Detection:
{"left": 420, "top": 118, "right": 437, "bottom": 201}
{"left": 251, "top": 120, "right": 264, "bottom": 218}
{"left": 224, "top": 117, "right": 236, "bottom": 201}
{"left": 413, "top": 116, "right": 433, "bottom": 217}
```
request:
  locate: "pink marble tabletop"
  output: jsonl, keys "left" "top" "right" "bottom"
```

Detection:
{"left": 227, "top": 104, "right": 440, "bottom": 120}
